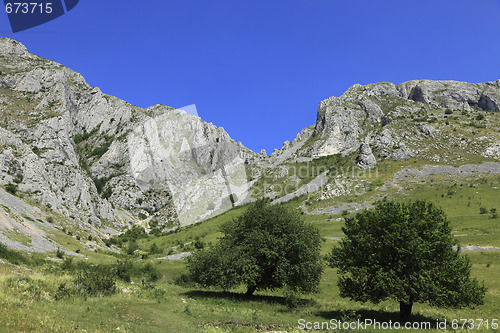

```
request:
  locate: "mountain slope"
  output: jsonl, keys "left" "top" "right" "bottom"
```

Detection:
{"left": 248, "top": 79, "right": 500, "bottom": 208}
{"left": 0, "top": 38, "right": 254, "bottom": 252}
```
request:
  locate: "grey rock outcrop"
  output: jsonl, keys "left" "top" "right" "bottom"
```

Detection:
{"left": 398, "top": 80, "right": 500, "bottom": 112}
{"left": 356, "top": 143, "right": 376, "bottom": 169}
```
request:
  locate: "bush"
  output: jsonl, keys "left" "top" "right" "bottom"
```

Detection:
{"left": 476, "top": 114, "right": 485, "bottom": 121}
{"left": 444, "top": 109, "right": 453, "bottom": 115}
{"left": 56, "top": 248, "right": 64, "bottom": 259}
{"left": 149, "top": 243, "right": 161, "bottom": 254}
{"left": 141, "top": 262, "right": 161, "bottom": 282}
{"left": 111, "top": 226, "right": 147, "bottom": 245}
{"left": 115, "top": 259, "right": 135, "bottom": 282}
{"left": 5, "top": 183, "right": 17, "bottom": 195}
{"left": 61, "top": 257, "right": 74, "bottom": 270}
{"left": 229, "top": 193, "right": 238, "bottom": 204}
{"left": 13, "top": 173, "right": 23, "bottom": 184}
{"left": 480, "top": 207, "right": 488, "bottom": 214}
{"left": 0, "top": 242, "right": 28, "bottom": 265}
{"left": 126, "top": 241, "right": 139, "bottom": 255}
{"left": 194, "top": 240, "right": 205, "bottom": 249}
{"left": 74, "top": 267, "right": 116, "bottom": 297}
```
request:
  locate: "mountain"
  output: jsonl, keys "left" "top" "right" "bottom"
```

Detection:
{"left": 1, "top": 37, "right": 499, "bottom": 253}
{"left": 0, "top": 38, "right": 254, "bottom": 252}
{"left": 247, "top": 79, "right": 500, "bottom": 209}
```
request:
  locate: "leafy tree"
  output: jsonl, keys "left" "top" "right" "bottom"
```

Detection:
{"left": 330, "top": 200, "right": 486, "bottom": 322}
{"left": 182, "top": 199, "right": 323, "bottom": 296}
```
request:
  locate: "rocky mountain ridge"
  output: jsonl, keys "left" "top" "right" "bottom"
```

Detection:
{"left": 0, "top": 38, "right": 255, "bottom": 251}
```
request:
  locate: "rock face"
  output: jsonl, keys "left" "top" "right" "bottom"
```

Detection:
{"left": 275, "top": 79, "right": 500, "bottom": 164}
{"left": 356, "top": 143, "right": 376, "bottom": 169}
{"left": 399, "top": 80, "right": 500, "bottom": 112}
{"left": 0, "top": 37, "right": 255, "bottom": 233}
{"left": 249, "top": 78, "right": 499, "bottom": 205}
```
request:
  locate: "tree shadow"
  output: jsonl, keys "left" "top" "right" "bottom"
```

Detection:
{"left": 316, "top": 309, "right": 439, "bottom": 327}
{"left": 183, "top": 290, "right": 315, "bottom": 307}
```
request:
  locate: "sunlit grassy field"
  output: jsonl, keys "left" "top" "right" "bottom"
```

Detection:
{"left": 1, "top": 176, "right": 499, "bottom": 332}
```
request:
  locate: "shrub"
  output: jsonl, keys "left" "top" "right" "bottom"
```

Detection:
{"left": 0, "top": 242, "right": 28, "bottom": 265}
{"left": 194, "top": 240, "right": 205, "bottom": 249}
{"left": 56, "top": 248, "right": 64, "bottom": 259}
{"left": 74, "top": 268, "right": 116, "bottom": 297}
{"left": 115, "top": 259, "right": 135, "bottom": 282}
{"left": 141, "top": 262, "right": 161, "bottom": 282}
{"left": 149, "top": 243, "right": 161, "bottom": 254}
{"left": 5, "top": 183, "right": 17, "bottom": 195}
{"left": 229, "top": 193, "right": 238, "bottom": 204}
{"left": 13, "top": 173, "right": 23, "bottom": 184}
{"left": 126, "top": 241, "right": 139, "bottom": 255}
{"left": 61, "top": 257, "right": 74, "bottom": 270}
{"left": 479, "top": 207, "right": 488, "bottom": 214}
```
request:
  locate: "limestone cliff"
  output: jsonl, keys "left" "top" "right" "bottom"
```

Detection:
{"left": 0, "top": 37, "right": 255, "bottom": 244}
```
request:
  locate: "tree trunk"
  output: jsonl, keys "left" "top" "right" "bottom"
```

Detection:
{"left": 245, "top": 285, "right": 256, "bottom": 297}
{"left": 399, "top": 302, "right": 413, "bottom": 323}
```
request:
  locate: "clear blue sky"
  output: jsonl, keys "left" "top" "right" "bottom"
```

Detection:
{"left": 2, "top": 0, "right": 500, "bottom": 153}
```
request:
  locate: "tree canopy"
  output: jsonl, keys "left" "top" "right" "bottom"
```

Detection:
{"left": 330, "top": 200, "right": 486, "bottom": 322}
{"left": 182, "top": 199, "right": 324, "bottom": 296}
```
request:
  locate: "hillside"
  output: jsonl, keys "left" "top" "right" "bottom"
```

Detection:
{"left": 249, "top": 79, "right": 500, "bottom": 211}
{"left": 0, "top": 38, "right": 254, "bottom": 253}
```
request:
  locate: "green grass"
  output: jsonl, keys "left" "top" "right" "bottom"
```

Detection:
{"left": 0, "top": 173, "right": 499, "bottom": 332}
{"left": 141, "top": 205, "right": 247, "bottom": 256}
{"left": 0, "top": 249, "right": 499, "bottom": 332}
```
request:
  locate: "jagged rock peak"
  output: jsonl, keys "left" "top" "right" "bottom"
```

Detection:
{"left": 0, "top": 37, "right": 30, "bottom": 57}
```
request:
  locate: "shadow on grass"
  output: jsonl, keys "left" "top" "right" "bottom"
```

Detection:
{"left": 316, "top": 309, "right": 439, "bottom": 327}
{"left": 183, "top": 290, "right": 315, "bottom": 307}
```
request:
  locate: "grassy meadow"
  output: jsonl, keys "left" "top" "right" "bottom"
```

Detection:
{"left": 1, "top": 171, "right": 499, "bottom": 332}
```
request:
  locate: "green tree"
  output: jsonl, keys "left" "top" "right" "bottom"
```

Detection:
{"left": 126, "top": 240, "right": 138, "bottom": 255}
{"left": 182, "top": 199, "right": 323, "bottom": 296}
{"left": 330, "top": 200, "right": 486, "bottom": 322}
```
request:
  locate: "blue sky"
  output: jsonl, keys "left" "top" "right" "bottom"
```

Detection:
{"left": 1, "top": 0, "right": 500, "bottom": 153}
